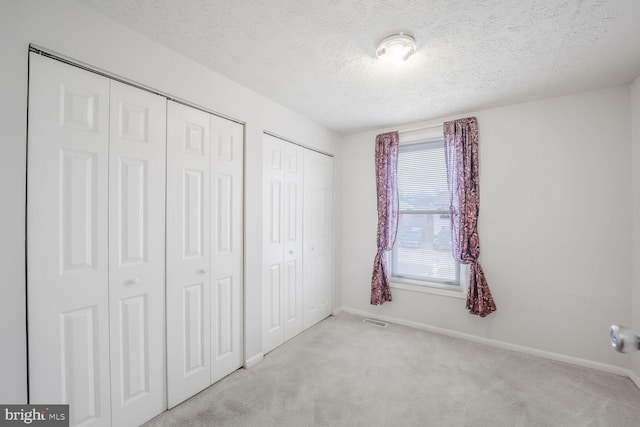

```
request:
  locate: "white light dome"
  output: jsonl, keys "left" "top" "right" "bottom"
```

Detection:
{"left": 376, "top": 33, "right": 416, "bottom": 65}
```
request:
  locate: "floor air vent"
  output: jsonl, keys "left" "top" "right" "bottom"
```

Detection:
{"left": 363, "top": 318, "right": 389, "bottom": 328}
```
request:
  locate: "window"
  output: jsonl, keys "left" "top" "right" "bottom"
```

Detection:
{"left": 390, "top": 138, "right": 461, "bottom": 289}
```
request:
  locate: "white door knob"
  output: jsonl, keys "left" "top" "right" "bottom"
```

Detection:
{"left": 127, "top": 277, "right": 140, "bottom": 285}
{"left": 197, "top": 268, "right": 207, "bottom": 275}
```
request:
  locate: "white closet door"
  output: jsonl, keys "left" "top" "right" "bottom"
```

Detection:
{"left": 263, "top": 134, "right": 285, "bottom": 353}
{"left": 209, "top": 115, "right": 244, "bottom": 384}
{"left": 303, "top": 150, "right": 334, "bottom": 329}
{"left": 282, "top": 143, "right": 304, "bottom": 342}
{"left": 263, "top": 134, "right": 304, "bottom": 353}
{"left": 166, "top": 101, "right": 211, "bottom": 408}
{"left": 108, "top": 81, "right": 166, "bottom": 426}
{"left": 27, "top": 53, "right": 112, "bottom": 427}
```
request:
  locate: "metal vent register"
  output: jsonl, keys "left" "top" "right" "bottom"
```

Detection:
{"left": 362, "top": 318, "right": 389, "bottom": 328}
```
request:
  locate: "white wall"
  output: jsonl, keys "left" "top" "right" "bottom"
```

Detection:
{"left": 632, "top": 76, "right": 640, "bottom": 381}
{"left": 0, "top": 0, "right": 338, "bottom": 403}
{"left": 337, "top": 86, "right": 633, "bottom": 370}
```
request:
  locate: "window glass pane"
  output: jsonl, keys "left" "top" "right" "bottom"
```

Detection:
{"left": 393, "top": 213, "right": 458, "bottom": 284}
{"left": 397, "top": 142, "right": 449, "bottom": 211}
{"left": 392, "top": 139, "right": 460, "bottom": 287}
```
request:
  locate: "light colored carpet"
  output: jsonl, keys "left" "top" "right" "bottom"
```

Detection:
{"left": 145, "top": 312, "right": 640, "bottom": 427}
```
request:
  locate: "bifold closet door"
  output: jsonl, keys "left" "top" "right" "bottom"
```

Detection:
{"left": 263, "top": 134, "right": 304, "bottom": 354}
{"left": 27, "top": 54, "right": 167, "bottom": 427}
{"left": 167, "top": 102, "right": 244, "bottom": 407}
{"left": 282, "top": 142, "right": 304, "bottom": 342}
{"left": 209, "top": 115, "right": 244, "bottom": 385}
{"left": 28, "top": 53, "right": 112, "bottom": 427}
{"left": 303, "top": 150, "right": 334, "bottom": 329}
{"left": 108, "top": 81, "right": 167, "bottom": 427}
{"left": 166, "top": 101, "right": 212, "bottom": 408}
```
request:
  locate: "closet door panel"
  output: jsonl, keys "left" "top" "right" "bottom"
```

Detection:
{"left": 317, "top": 157, "right": 333, "bottom": 317}
{"left": 303, "top": 150, "right": 334, "bottom": 330}
{"left": 27, "top": 53, "right": 112, "bottom": 427}
{"left": 210, "top": 116, "right": 244, "bottom": 384}
{"left": 318, "top": 153, "right": 334, "bottom": 321}
{"left": 263, "top": 134, "right": 285, "bottom": 353}
{"left": 263, "top": 135, "right": 334, "bottom": 350}
{"left": 282, "top": 143, "right": 304, "bottom": 341}
{"left": 108, "top": 81, "right": 166, "bottom": 426}
{"left": 166, "top": 101, "right": 211, "bottom": 408}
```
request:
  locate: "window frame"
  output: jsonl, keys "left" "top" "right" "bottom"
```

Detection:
{"left": 388, "top": 128, "right": 467, "bottom": 297}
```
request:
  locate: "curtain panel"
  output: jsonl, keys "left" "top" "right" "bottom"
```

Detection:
{"left": 370, "top": 131, "right": 400, "bottom": 305}
{"left": 443, "top": 117, "right": 496, "bottom": 317}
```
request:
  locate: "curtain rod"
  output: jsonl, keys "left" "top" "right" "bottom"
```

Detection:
{"left": 398, "top": 123, "right": 443, "bottom": 134}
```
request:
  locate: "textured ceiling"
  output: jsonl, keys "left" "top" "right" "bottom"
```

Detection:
{"left": 78, "top": 0, "right": 640, "bottom": 135}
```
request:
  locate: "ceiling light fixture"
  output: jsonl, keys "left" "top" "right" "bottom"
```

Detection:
{"left": 376, "top": 32, "right": 416, "bottom": 65}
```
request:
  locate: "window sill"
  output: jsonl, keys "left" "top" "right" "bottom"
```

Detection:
{"left": 389, "top": 279, "right": 466, "bottom": 299}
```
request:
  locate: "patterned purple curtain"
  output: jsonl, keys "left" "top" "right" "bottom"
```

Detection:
{"left": 443, "top": 117, "right": 496, "bottom": 317}
{"left": 370, "top": 131, "right": 400, "bottom": 305}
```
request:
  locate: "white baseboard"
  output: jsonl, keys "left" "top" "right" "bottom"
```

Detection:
{"left": 244, "top": 352, "right": 263, "bottom": 369}
{"left": 341, "top": 306, "right": 631, "bottom": 378}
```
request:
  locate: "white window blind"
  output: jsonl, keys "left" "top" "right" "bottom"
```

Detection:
{"left": 391, "top": 140, "right": 460, "bottom": 286}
